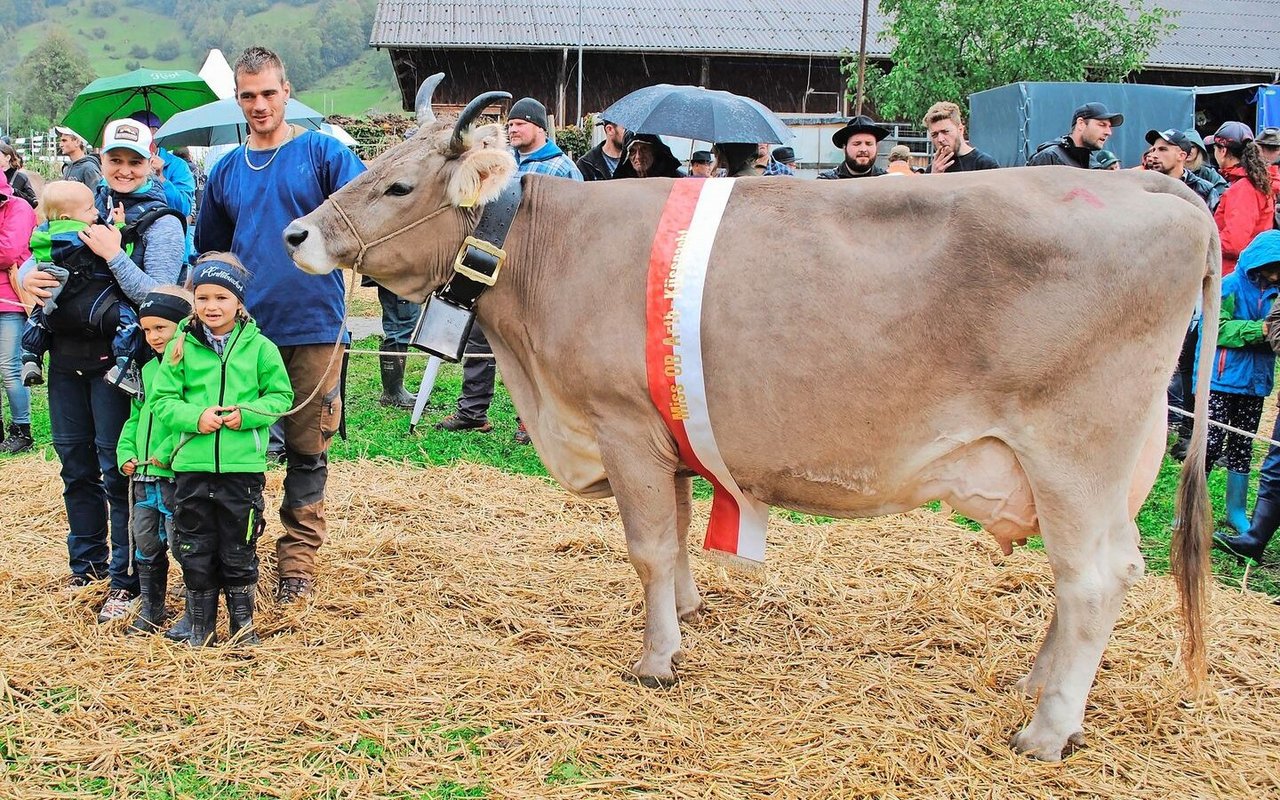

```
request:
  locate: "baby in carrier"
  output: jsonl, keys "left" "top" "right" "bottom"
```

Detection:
{"left": 21, "top": 181, "right": 142, "bottom": 392}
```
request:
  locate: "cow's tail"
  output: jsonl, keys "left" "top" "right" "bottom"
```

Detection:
{"left": 1171, "top": 231, "right": 1221, "bottom": 695}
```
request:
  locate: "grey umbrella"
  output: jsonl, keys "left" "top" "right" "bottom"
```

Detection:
{"left": 601, "top": 84, "right": 793, "bottom": 144}
{"left": 153, "top": 97, "right": 325, "bottom": 148}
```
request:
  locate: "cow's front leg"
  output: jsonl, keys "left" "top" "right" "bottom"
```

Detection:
{"left": 673, "top": 474, "right": 705, "bottom": 623}
{"left": 1015, "top": 609, "right": 1059, "bottom": 698}
{"left": 603, "top": 446, "right": 683, "bottom": 686}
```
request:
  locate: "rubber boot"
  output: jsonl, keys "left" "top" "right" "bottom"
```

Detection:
{"left": 127, "top": 560, "right": 168, "bottom": 635}
{"left": 185, "top": 588, "right": 220, "bottom": 647}
{"left": 378, "top": 343, "right": 416, "bottom": 408}
{"left": 1223, "top": 470, "right": 1252, "bottom": 535}
{"left": 1214, "top": 496, "right": 1280, "bottom": 565}
{"left": 224, "top": 584, "right": 260, "bottom": 645}
{"left": 162, "top": 586, "right": 192, "bottom": 642}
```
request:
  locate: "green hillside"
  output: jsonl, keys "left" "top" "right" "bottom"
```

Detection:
{"left": 0, "top": 0, "right": 403, "bottom": 119}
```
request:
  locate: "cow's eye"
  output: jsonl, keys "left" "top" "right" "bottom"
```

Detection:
{"left": 385, "top": 182, "right": 414, "bottom": 196}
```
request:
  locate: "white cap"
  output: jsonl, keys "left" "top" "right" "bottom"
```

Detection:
{"left": 53, "top": 126, "right": 84, "bottom": 142}
{"left": 100, "top": 119, "right": 153, "bottom": 159}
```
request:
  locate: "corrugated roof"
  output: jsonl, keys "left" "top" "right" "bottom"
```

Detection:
{"left": 371, "top": 0, "right": 1280, "bottom": 72}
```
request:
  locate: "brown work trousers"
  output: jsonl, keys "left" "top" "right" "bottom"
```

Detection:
{"left": 276, "top": 343, "right": 343, "bottom": 580}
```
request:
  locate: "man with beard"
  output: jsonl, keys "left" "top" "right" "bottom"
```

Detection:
{"left": 1027, "top": 103, "right": 1123, "bottom": 168}
{"left": 923, "top": 101, "right": 998, "bottom": 173}
{"left": 817, "top": 115, "right": 888, "bottom": 179}
{"left": 577, "top": 117, "right": 627, "bottom": 181}
{"left": 1145, "top": 129, "right": 1217, "bottom": 206}
{"left": 195, "top": 46, "right": 366, "bottom": 606}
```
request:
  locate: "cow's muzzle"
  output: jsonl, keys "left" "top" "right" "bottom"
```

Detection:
{"left": 283, "top": 220, "right": 337, "bottom": 275}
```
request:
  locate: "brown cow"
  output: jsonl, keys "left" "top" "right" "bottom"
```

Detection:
{"left": 284, "top": 86, "right": 1220, "bottom": 761}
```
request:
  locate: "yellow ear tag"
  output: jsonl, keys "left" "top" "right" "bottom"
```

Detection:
{"left": 458, "top": 193, "right": 478, "bottom": 209}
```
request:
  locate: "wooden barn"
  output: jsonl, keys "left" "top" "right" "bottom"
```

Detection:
{"left": 371, "top": 0, "right": 1280, "bottom": 125}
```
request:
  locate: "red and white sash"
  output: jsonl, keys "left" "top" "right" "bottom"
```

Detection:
{"left": 645, "top": 178, "right": 770, "bottom": 563}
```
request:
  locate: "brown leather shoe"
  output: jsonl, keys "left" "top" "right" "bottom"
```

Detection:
{"left": 435, "top": 413, "right": 493, "bottom": 433}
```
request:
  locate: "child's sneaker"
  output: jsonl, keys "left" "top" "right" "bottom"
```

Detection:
{"left": 21, "top": 362, "right": 43, "bottom": 387}
{"left": 96, "top": 588, "right": 139, "bottom": 623}
{"left": 104, "top": 362, "right": 143, "bottom": 398}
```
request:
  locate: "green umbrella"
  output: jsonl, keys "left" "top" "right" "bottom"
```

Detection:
{"left": 60, "top": 67, "right": 219, "bottom": 147}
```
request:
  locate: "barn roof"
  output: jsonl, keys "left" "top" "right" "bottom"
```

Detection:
{"left": 371, "top": 0, "right": 1280, "bottom": 73}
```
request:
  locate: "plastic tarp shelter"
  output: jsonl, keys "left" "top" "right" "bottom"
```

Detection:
{"left": 969, "top": 81, "right": 1273, "bottom": 168}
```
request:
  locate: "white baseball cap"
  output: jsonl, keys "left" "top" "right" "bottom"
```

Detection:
{"left": 100, "top": 119, "right": 154, "bottom": 159}
{"left": 53, "top": 126, "right": 85, "bottom": 142}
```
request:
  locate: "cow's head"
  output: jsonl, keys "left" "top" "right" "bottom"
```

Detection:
{"left": 284, "top": 75, "right": 518, "bottom": 301}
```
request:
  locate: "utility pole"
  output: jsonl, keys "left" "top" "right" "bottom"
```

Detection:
{"left": 4, "top": 92, "right": 11, "bottom": 138}
{"left": 855, "top": 0, "right": 869, "bottom": 116}
{"left": 576, "top": 0, "right": 585, "bottom": 126}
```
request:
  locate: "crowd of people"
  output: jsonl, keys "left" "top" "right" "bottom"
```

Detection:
{"left": 2, "top": 67, "right": 1278, "bottom": 643}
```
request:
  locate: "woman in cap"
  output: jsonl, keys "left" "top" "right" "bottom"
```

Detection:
{"left": 1211, "top": 121, "right": 1276, "bottom": 276}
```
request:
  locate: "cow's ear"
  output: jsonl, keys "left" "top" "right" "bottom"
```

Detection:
{"left": 447, "top": 122, "right": 517, "bottom": 208}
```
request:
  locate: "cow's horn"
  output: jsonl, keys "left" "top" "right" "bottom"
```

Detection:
{"left": 415, "top": 72, "right": 445, "bottom": 125}
{"left": 451, "top": 91, "right": 513, "bottom": 151}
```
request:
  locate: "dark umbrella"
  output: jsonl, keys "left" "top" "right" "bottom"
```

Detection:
{"left": 601, "top": 84, "right": 793, "bottom": 145}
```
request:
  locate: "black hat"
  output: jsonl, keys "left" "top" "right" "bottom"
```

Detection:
{"left": 1072, "top": 102, "right": 1124, "bottom": 127}
{"left": 1091, "top": 150, "right": 1120, "bottom": 169}
{"left": 508, "top": 97, "right": 549, "bottom": 132}
{"left": 690, "top": 150, "right": 714, "bottom": 164}
{"left": 771, "top": 146, "right": 796, "bottom": 164}
{"left": 1145, "top": 128, "right": 1193, "bottom": 154}
{"left": 832, "top": 115, "right": 890, "bottom": 148}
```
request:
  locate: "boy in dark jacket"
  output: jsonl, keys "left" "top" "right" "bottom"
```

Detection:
{"left": 151, "top": 255, "right": 293, "bottom": 646}
{"left": 118, "top": 287, "right": 191, "bottom": 635}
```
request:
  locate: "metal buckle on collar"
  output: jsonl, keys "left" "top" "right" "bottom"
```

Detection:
{"left": 453, "top": 236, "right": 506, "bottom": 286}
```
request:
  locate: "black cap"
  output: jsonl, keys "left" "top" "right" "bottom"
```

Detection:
{"left": 1073, "top": 102, "right": 1124, "bottom": 127}
{"left": 690, "top": 150, "right": 714, "bottom": 164}
{"left": 1145, "top": 128, "right": 1193, "bottom": 154}
{"left": 771, "top": 146, "right": 796, "bottom": 164}
{"left": 832, "top": 115, "right": 890, "bottom": 148}
{"left": 1091, "top": 150, "right": 1120, "bottom": 169}
{"left": 508, "top": 97, "right": 549, "bottom": 132}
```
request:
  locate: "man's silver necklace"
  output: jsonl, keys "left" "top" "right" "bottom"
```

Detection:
{"left": 244, "top": 128, "right": 295, "bottom": 171}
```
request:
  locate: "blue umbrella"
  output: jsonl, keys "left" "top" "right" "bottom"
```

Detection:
{"left": 601, "top": 85, "right": 793, "bottom": 145}
{"left": 153, "top": 97, "right": 325, "bottom": 148}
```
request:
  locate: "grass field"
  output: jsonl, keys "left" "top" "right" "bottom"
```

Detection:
{"left": 4, "top": 333, "right": 1276, "bottom": 598}
{"left": 6, "top": 1, "right": 401, "bottom": 121}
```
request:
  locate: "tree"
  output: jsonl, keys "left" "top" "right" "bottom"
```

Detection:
{"left": 847, "top": 0, "right": 1176, "bottom": 123}
{"left": 14, "top": 29, "right": 97, "bottom": 124}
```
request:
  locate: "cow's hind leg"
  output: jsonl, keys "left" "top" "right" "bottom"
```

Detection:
{"left": 1010, "top": 486, "right": 1144, "bottom": 761}
{"left": 602, "top": 446, "right": 685, "bottom": 686}
{"left": 674, "top": 475, "right": 705, "bottom": 623}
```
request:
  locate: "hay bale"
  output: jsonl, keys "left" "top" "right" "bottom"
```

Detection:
{"left": 1, "top": 457, "right": 1277, "bottom": 797}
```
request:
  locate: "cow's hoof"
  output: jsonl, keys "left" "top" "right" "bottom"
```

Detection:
{"left": 1009, "top": 727, "right": 1085, "bottom": 761}
{"left": 678, "top": 602, "right": 706, "bottom": 624}
{"left": 624, "top": 670, "right": 678, "bottom": 689}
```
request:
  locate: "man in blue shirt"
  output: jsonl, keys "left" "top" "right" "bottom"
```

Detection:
{"left": 195, "top": 46, "right": 366, "bottom": 605}
{"left": 436, "top": 97, "right": 582, "bottom": 444}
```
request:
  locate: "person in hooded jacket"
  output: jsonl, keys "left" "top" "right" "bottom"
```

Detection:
{"left": 1027, "top": 103, "right": 1122, "bottom": 168}
{"left": 55, "top": 127, "right": 102, "bottom": 189}
{"left": 612, "top": 133, "right": 684, "bottom": 179}
{"left": 18, "top": 118, "right": 186, "bottom": 624}
{"left": 1209, "top": 121, "right": 1278, "bottom": 276}
{"left": 1197, "top": 231, "right": 1280, "bottom": 537}
{"left": 0, "top": 144, "right": 37, "bottom": 209}
{"left": 1218, "top": 259, "right": 1280, "bottom": 567}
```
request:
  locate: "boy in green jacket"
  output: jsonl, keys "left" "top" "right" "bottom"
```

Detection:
{"left": 118, "top": 287, "right": 192, "bottom": 635}
{"left": 151, "top": 254, "right": 294, "bottom": 646}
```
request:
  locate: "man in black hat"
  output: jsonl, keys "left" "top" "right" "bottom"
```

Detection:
{"left": 1144, "top": 129, "right": 1218, "bottom": 207}
{"left": 818, "top": 115, "right": 889, "bottom": 179}
{"left": 1256, "top": 126, "right": 1280, "bottom": 166}
{"left": 687, "top": 150, "right": 715, "bottom": 178}
{"left": 1027, "top": 102, "right": 1123, "bottom": 168}
{"left": 577, "top": 117, "right": 628, "bottom": 181}
{"left": 763, "top": 146, "right": 797, "bottom": 176}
